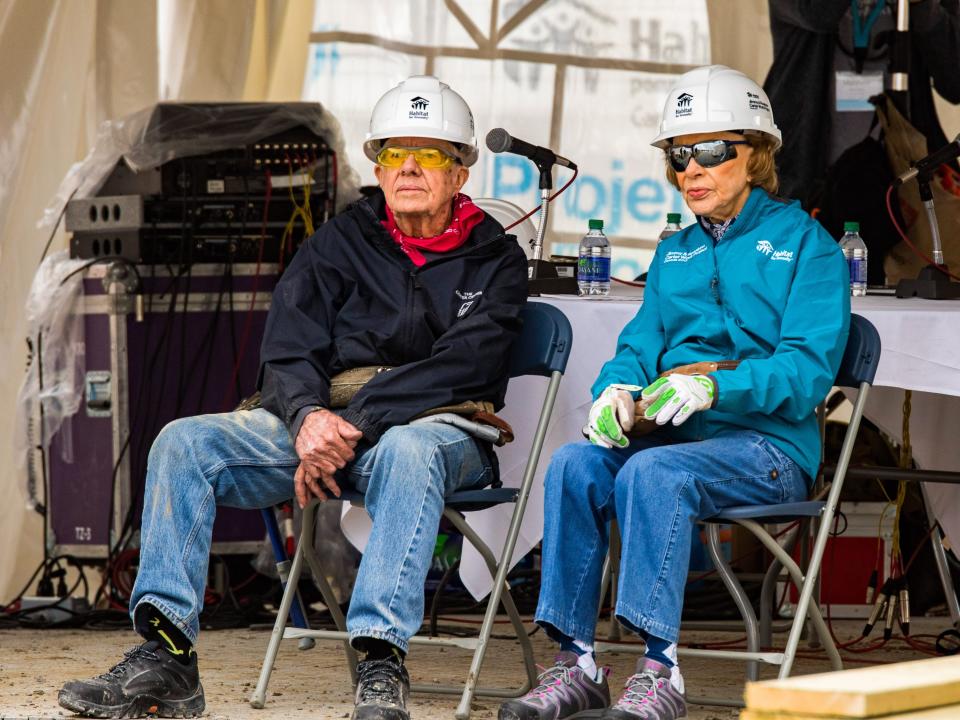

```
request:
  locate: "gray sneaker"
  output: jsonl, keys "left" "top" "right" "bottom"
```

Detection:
{"left": 499, "top": 651, "right": 610, "bottom": 720}
{"left": 602, "top": 658, "right": 687, "bottom": 719}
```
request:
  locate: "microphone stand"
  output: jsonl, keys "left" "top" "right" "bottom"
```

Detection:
{"left": 527, "top": 162, "right": 578, "bottom": 296}
{"left": 895, "top": 169, "right": 960, "bottom": 299}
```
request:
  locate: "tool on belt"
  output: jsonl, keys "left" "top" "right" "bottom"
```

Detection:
{"left": 240, "top": 366, "right": 514, "bottom": 446}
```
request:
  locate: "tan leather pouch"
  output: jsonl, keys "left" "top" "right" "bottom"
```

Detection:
{"left": 329, "top": 366, "right": 394, "bottom": 408}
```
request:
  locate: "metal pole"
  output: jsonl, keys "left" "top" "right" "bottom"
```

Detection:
{"left": 530, "top": 188, "right": 550, "bottom": 262}
{"left": 455, "top": 371, "right": 563, "bottom": 719}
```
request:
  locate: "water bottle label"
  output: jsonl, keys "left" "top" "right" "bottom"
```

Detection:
{"left": 578, "top": 255, "right": 594, "bottom": 283}
{"left": 593, "top": 256, "right": 611, "bottom": 282}
{"left": 848, "top": 256, "right": 867, "bottom": 284}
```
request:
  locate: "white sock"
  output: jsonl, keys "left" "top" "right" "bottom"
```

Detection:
{"left": 670, "top": 664, "right": 685, "bottom": 694}
{"left": 664, "top": 641, "right": 679, "bottom": 667}
{"left": 572, "top": 640, "right": 602, "bottom": 682}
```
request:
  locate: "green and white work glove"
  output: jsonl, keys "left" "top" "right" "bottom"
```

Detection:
{"left": 585, "top": 384, "right": 642, "bottom": 448}
{"left": 641, "top": 374, "right": 716, "bottom": 426}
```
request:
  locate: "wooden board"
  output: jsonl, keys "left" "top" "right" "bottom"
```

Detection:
{"left": 741, "top": 704, "right": 960, "bottom": 720}
{"left": 743, "top": 656, "right": 960, "bottom": 717}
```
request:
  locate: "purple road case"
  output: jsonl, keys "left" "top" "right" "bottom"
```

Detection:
{"left": 47, "top": 262, "right": 280, "bottom": 558}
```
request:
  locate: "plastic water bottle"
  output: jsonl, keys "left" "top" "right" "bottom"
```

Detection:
{"left": 840, "top": 221, "right": 868, "bottom": 297}
{"left": 658, "top": 213, "right": 682, "bottom": 243}
{"left": 578, "top": 218, "right": 611, "bottom": 296}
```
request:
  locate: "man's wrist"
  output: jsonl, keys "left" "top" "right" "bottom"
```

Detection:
{"left": 291, "top": 405, "right": 324, "bottom": 441}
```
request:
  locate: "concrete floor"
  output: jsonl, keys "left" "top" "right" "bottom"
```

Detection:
{"left": 0, "top": 618, "right": 949, "bottom": 719}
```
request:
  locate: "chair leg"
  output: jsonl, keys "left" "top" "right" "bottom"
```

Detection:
{"left": 299, "top": 503, "right": 361, "bottom": 686}
{"left": 445, "top": 509, "right": 537, "bottom": 720}
{"left": 921, "top": 483, "right": 960, "bottom": 626}
{"left": 779, "top": 383, "right": 870, "bottom": 678}
{"left": 250, "top": 513, "right": 310, "bottom": 709}
{"left": 737, "top": 519, "right": 842, "bottom": 677}
{"left": 607, "top": 520, "right": 623, "bottom": 641}
{"left": 706, "top": 523, "right": 760, "bottom": 681}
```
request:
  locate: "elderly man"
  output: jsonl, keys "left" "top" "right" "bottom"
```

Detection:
{"left": 59, "top": 75, "right": 527, "bottom": 720}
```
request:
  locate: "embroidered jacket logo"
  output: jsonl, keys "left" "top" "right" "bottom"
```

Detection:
{"left": 756, "top": 240, "right": 794, "bottom": 262}
{"left": 455, "top": 289, "right": 482, "bottom": 317}
{"left": 663, "top": 244, "right": 707, "bottom": 264}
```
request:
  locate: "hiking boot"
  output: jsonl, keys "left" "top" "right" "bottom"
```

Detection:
{"left": 602, "top": 658, "right": 686, "bottom": 720}
{"left": 352, "top": 657, "right": 410, "bottom": 720}
{"left": 498, "top": 651, "right": 610, "bottom": 720}
{"left": 58, "top": 640, "right": 204, "bottom": 718}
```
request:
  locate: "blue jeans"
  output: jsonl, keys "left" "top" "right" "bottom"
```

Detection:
{"left": 534, "top": 430, "right": 808, "bottom": 645}
{"left": 130, "top": 408, "right": 493, "bottom": 652}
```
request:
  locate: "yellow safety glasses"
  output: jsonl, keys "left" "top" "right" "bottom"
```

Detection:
{"left": 375, "top": 146, "right": 457, "bottom": 170}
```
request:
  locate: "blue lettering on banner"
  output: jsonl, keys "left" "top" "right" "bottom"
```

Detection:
{"left": 565, "top": 175, "right": 607, "bottom": 223}
{"left": 492, "top": 155, "right": 538, "bottom": 206}
{"left": 626, "top": 178, "right": 663, "bottom": 223}
{"left": 487, "top": 155, "right": 687, "bottom": 268}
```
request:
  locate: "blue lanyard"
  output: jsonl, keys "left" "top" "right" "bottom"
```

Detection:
{"left": 851, "top": 0, "right": 886, "bottom": 49}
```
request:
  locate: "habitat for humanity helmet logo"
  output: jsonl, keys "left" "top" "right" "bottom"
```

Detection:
{"left": 675, "top": 92, "right": 693, "bottom": 118}
{"left": 409, "top": 96, "right": 430, "bottom": 120}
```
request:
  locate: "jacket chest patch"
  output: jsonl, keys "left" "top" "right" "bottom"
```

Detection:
{"left": 663, "top": 244, "right": 707, "bottom": 264}
{"left": 756, "top": 239, "right": 794, "bottom": 263}
{"left": 455, "top": 289, "right": 482, "bottom": 317}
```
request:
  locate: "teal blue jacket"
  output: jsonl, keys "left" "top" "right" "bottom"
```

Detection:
{"left": 592, "top": 188, "right": 850, "bottom": 481}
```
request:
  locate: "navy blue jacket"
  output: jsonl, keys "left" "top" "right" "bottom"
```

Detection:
{"left": 257, "top": 190, "right": 528, "bottom": 444}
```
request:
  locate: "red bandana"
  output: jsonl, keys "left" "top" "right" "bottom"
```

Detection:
{"left": 382, "top": 193, "right": 485, "bottom": 267}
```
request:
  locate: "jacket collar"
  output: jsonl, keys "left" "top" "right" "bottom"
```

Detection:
{"left": 348, "top": 189, "right": 507, "bottom": 263}
{"left": 694, "top": 186, "right": 766, "bottom": 244}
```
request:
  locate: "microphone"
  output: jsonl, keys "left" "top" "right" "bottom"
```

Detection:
{"left": 895, "top": 133, "right": 960, "bottom": 185}
{"left": 485, "top": 128, "right": 577, "bottom": 170}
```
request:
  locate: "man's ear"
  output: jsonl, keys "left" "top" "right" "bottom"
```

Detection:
{"left": 374, "top": 164, "right": 383, "bottom": 185}
{"left": 454, "top": 166, "right": 469, "bottom": 192}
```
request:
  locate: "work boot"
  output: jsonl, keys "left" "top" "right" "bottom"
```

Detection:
{"left": 58, "top": 640, "right": 204, "bottom": 718}
{"left": 498, "top": 651, "right": 610, "bottom": 719}
{"left": 602, "top": 658, "right": 687, "bottom": 719}
{"left": 352, "top": 656, "right": 410, "bottom": 720}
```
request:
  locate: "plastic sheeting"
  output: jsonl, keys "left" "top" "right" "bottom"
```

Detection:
{"left": 252, "top": 501, "right": 360, "bottom": 604}
{"left": 13, "top": 251, "right": 89, "bottom": 509}
{"left": 41, "top": 102, "right": 362, "bottom": 231}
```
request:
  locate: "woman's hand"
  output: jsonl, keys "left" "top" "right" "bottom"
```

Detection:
{"left": 641, "top": 374, "right": 717, "bottom": 426}
{"left": 585, "top": 384, "right": 641, "bottom": 448}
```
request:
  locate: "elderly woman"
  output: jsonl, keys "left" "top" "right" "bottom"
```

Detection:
{"left": 59, "top": 76, "right": 526, "bottom": 720}
{"left": 500, "top": 65, "right": 849, "bottom": 720}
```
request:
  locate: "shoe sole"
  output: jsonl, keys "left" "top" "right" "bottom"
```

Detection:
{"left": 58, "top": 688, "right": 205, "bottom": 719}
{"left": 498, "top": 708, "right": 607, "bottom": 720}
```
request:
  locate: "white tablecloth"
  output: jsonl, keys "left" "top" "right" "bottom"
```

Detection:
{"left": 344, "top": 294, "right": 960, "bottom": 600}
{"left": 847, "top": 296, "right": 960, "bottom": 556}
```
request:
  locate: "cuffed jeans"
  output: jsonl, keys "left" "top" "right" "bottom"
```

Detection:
{"left": 130, "top": 408, "right": 493, "bottom": 652}
{"left": 535, "top": 430, "right": 808, "bottom": 645}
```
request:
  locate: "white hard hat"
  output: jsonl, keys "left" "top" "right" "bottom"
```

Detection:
{"left": 651, "top": 65, "right": 781, "bottom": 149}
{"left": 363, "top": 75, "right": 479, "bottom": 167}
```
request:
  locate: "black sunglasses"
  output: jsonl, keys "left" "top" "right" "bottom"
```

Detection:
{"left": 667, "top": 139, "right": 750, "bottom": 172}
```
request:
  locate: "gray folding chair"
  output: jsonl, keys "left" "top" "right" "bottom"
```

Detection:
{"left": 250, "top": 301, "right": 573, "bottom": 720}
{"left": 594, "top": 314, "right": 881, "bottom": 705}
